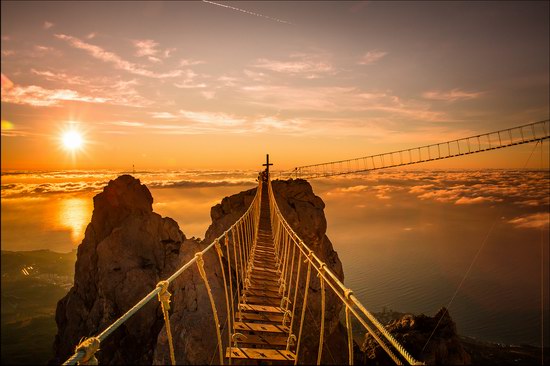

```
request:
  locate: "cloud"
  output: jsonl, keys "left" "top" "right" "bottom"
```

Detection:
{"left": 107, "top": 121, "right": 146, "bottom": 127}
{"left": 239, "top": 84, "right": 446, "bottom": 122}
{"left": 86, "top": 32, "right": 96, "bottom": 39}
{"left": 358, "top": 50, "right": 387, "bottom": 65}
{"left": 43, "top": 21, "right": 54, "bottom": 30}
{"left": 151, "top": 112, "right": 179, "bottom": 119}
{"left": 55, "top": 33, "right": 182, "bottom": 78}
{"left": 340, "top": 185, "right": 369, "bottom": 193}
{"left": 253, "top": 116, "right": 303, "bottom": 133}
{"left": 133, "top": 39, "right": 159, "bottom": 57}
{"left": 201, "top": 90, "right": 216, "bottom": 99}
{"left": 180, "top": 110, "right": 245, "bottom": 126}
{"left": 3, "top": 72, "right": 150, "bottom": 107}
{"left": 173, "top": 69, "right": 208, "bottom": 89}
{"left": 422, "top": 89, "right": 484, "bottom": 102}
{"left": 252, "top": 53, "right": 333, "bottom": 78}
{"left": 1, "top": 83, "right": 108, "bottom": 107}
{"left": 508, "top": 213, "right": 549, "bottom": 229}
{"left": 455, "top": 196, "right": 501, "bottom": 205}
{"left": 179, "top": 59, "right": 205, "bottom": 67}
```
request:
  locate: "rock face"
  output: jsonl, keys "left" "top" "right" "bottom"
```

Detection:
{"left": 360, "top": 308, "right": 471, "bottom": 365}
{"left": 271, "top": 179, "right": 347, "bottom": 364}
{"left": 151, "top": 187, "right": 257, "bottom": 364}
{"left": 54, "top": 176, "right": 347, "bottom": 364}
{"left": 52, "top": 175, "right": 186, "bottom": 364}
{"left": 154, "top": 179, "right": 348, "bottom": 364}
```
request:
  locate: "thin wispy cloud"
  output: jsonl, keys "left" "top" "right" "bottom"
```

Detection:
{"left": 202, "top": 0, "right": 292, "bottom": 24}
{"left": 508, "top": 213, "right": 549, "bottom": 229}
{"left": 133, "top": 39, "right": 174, "bottom": 63}
{"left": 1, "top": 73, "right": 109, "bottom": 107}
{"left": 239, "top": 84, "right": 447, "bottom": 122}
{"left": 151, "top": 112, "right": 179, "bottom": 119}
{"left": 107, "top": 121, "right": 146, "bottom": 127}
{"left": 5, "top": 71, "right": 151, "bottom": 108}
{"left": 252, "top": 57, "right": 333, "bottom": 78}
{"left": 358, "top": 50, "right": 387, "bottom": 65}
{"left": 55, "top": 33, "right": 182, "bottom": 78}
{"left": 43, "top": 21, "right": 54, "bottom": 30}
{"left": 180, "top": 110, "right": 245, "bottom": 126}
{"left": 423, "top": 89, "right": 484, "bottom": 102}
{"left": 133, "top": 39, "right": 159, "bottom": 57}
{"left": 179, "top": 59, "right": 205, "bottom": 67}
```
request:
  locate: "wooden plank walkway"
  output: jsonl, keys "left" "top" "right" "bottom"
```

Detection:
{"left": 227, "top": 182, "right": 296, "bottom": 363}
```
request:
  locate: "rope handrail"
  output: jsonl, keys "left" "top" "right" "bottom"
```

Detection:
{"left": 283, "top": 119, "right": 550, "bottom": 179}
{"left": 63, "top": 181, "right": 263, "bottom": 365}
{"left": 267, "top": 178, "right": 424, "bottom": 365}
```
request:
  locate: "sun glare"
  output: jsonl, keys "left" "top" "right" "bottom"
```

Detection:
{"left": 62, "top": 130, "right": 83, "bottom": 151}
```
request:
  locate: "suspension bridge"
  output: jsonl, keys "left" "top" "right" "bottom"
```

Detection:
{"left": 63, "top": 119, "right": 548, "bottom": 365}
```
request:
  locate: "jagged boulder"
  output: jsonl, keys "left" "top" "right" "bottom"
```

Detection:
{"left": 52, "top": 175, "right": 185, "bottom": 365}
{"left": 360, "top": 308, "right": 471, "bottom": 365}
{"left": 272, "top": 179, "right": 347, "bottom": 364}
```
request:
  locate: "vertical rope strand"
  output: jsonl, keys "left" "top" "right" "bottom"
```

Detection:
{"left": 195, "top": 253, "right": 224, "bottom": 365}
{"left": 317, "top": 266, "right": 326, "bottom": 365}
{"left": 295, "top": 256, "right": 312, "bottom": 365}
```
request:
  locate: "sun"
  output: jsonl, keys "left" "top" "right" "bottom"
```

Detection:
{"left": 61, "top": 130, "right": 83, "bottom": 151}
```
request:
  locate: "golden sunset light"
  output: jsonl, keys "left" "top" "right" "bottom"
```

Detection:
{"left": 1, "top": 2, "right": 548, "bottom": 366}
{"left": 61, "top": 130, "right": 83, "bottom": 151}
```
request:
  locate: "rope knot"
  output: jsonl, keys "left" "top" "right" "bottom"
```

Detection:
{"left": 344, "top": 288, "right": 354, "bottom": 300}
{"left": 156, "top": 280, "right": 172, "bottom": 311}
{"left": 286, "top": 334, "right": 297, "bottom": 351}
{"left": 317, "top": 263, "right": 327, "bottom": 278}
{"left": 194, "top": 252, "right": 208, "bottom": 280}
{"left": 214, "top": 240, "right": 223, "bottom": 257}
{"left": 282, "top": 309, "right": 292, "bottom": 327}
{"left": 232, "top": 332, "right": 247, "bottom": 347}
{"left": 75, "top": 336, "right": 100, "bottom": 365}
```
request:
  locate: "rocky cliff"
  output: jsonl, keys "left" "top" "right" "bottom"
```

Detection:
{"left": 52, "top": 175, "right": 187, "bottom": 364}
{"left": 53, "top": 177, "right": 346, "bottom": 364}
{"left": 359, "top": 307, "right": 471, "bottom": 365}
{"left": 153, "top": 179, "right": 348, "bottom": 364}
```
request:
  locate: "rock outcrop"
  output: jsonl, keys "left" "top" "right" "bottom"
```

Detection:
{"left": 360, "top": 307, "right": 471, "bottom": 365}
{"left": 272, "top": 179, "right": 347, "bottom": 364}
{"left": 52, "top": 175, "right": 186, "bottom": 364}
{"left": 154, "top": 179, "right": 348, "bottom": 364}
{"left": 54, "top": 176, "right": 347, "bottom": 364}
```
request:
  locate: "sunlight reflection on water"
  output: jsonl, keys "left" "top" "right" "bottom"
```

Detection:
{"left": 55, "top": 197, "right": 92, "bottom": 244}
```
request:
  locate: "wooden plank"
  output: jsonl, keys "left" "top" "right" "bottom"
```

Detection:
{"left": 237, "top": 311, "right": 284, "bottom": 323}
{"left": 247, "top": 283, "right": 280, "bottom": 293}
{"left": 234, "top": 321, "right": 290, "bottom": 333}
{"left": 226, "top": 347, "right": 296, "bottom": 361}
{"left": 239, "top": 303, "right": 284, "bottom": 314}
{"left": 254, "top": 266, "right": 279, "bottom": 273}
{"left": 232, "top": 333, "right": 289, "bottom": 347}
{"left": 254, "top": 248, "right": 275, "bottom": 252}
{"left": 251, "top": 273, "right": 277, "bottom": 281}
{"left": 245, "top": 296, "right": 280, "bottom": 306}
{"left": 245, "top": 288, "right": 280, "bottom": 298}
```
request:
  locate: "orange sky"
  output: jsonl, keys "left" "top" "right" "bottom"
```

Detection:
{"left": 1, "top": 1, "right": 549, "bottom": 171}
